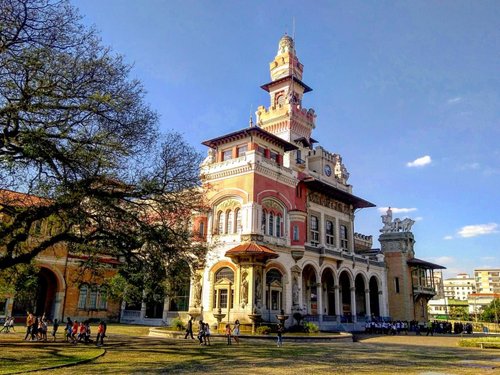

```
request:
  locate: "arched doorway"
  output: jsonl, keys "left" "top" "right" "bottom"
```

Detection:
{"left": 302, "top": 265, "right": 318, "bottom": 315}
{"left": 321, "top": 268, "right": 336, "bottom": 316}
{"left": 355, "top": 274, "right": 366, "bottom": 317}
{"left": 338, "top": 271, "right": 352, "bottom": 321}
{"left": 369, "top": 276, "right": 380, "bottom": 318}
{"left": 12, "top": 267, "right": 59, "bottom": 319}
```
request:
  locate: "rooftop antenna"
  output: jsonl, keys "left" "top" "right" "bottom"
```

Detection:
{"left": 292, "top": 16, "right": 296, "bottom": 41}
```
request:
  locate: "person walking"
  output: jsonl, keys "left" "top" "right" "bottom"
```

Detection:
{"left": 276, "top": 324, "right": 284, "bottom": 347}
{"left": 232, "top": 320, "right": 240, "bottom": 344}
{"left": 51, "top": 319, "right": 59, "bottom": 341}
{"left": 24, "top": 311, "right": 34, "bottom": 340}
{"left": 197, "top": 321, "right": 205, "bottom": 345}
{"left": 184, "top": 317, "right": 194, "bottom": 340}
{"left": 225, "top": 323, "right": 232, "bottom": 345}
{"left": 204, "top": 323, "right": 211, "bottom": 346}
{"left": 96, "top": 321, "right": 105, "bottom": 346}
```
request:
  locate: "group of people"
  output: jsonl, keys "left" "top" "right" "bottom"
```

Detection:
{"left": 63, "top": 317, "right": 107, "bottom": 346}
{"left": 23, "top": 312, "right": 52, "bottom": 341}
{"left": 364, "top": 319, "right": 474, "bottom": 335}
{"left": 184, "top": 318, "right": 243, "bottom": 346}
{"left": 184, "top": 318, "right": 285, "bottom": 347}
{"left": 224, "top": 319, "right": 240, "bottom": 345}
{"left": 0, "top": 316, "right": 15, "bottom": 333}
{"left": 22, "top": 311, "right": 107, "bottom": 345}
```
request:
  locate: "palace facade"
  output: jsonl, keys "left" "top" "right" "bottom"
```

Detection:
{"left": 185, "top": 35, "right": 389, "bottom": 331}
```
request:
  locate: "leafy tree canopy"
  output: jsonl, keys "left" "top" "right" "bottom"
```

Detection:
{"left": 0, "top": 0, "right": 207, "bottom": 271}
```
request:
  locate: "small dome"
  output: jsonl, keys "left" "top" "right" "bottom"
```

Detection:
{"left": 278, "top": 34, "right": 295, "bottom": 54}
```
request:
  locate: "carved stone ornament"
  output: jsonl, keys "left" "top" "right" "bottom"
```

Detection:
{"left": 380, "top": 207, "right": 415, "bottom": 233}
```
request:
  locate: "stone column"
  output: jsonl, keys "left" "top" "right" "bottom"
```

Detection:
{"left": 316, "top": 283, "right": 323, "bottom": 322}
{"left": 350, "top": 286, "right": 357, "bottom": 323}
{"left": 365, "top": 289, "right": 371, "bottom": 318}
{"left": 334, "top": 285, "right": 341, "bottom": 323}
{"left": 378, "top": 290, "right": 385, "bottom": 317}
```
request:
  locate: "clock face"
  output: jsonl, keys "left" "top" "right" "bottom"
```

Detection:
{"left": 324, "top": 164, "right": 332, "bottom": 176}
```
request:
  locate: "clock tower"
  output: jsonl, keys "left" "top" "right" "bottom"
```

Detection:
{"left": 256, "top": 34, "right": 316, "bottom": 160}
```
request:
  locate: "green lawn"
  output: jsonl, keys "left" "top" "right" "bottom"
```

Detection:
{"left": 1, "top": 326, "right": 499, "bottom": 374}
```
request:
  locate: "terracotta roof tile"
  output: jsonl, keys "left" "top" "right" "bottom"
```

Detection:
{"left": 225, "top": 242, "right": 279, "bottom": 259}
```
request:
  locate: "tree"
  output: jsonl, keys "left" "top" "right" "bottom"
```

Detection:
{"left": 481, "top": 298, "right": 500, "bottom": 323}
{"left": 0, "top": 0, "right": 207, "bottom": 271}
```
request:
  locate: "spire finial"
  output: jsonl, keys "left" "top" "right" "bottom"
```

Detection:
{"left": 249, "top": 114, "right": 254, "bottom": 128}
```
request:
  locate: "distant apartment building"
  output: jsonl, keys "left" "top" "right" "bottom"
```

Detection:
{"left": 474, "top": 268, "right": 500, "bottom": 294}
{"left": 443, "top": 273, "right": 475, "bottom": 301}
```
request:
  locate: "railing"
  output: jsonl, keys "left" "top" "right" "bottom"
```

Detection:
{"left": 413, "top": 285, "right": 436, "bottom": 294}
{"left": 303, "top": 314, "right": 319, "bottom": 322}
{"left": 122, "top": 310, "right": 141, "bottom": 318}
{"left": 322, "top": 315, "right": 338, "bottom": 322}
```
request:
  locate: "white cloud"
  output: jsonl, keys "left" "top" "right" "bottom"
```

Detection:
{"left": 443, "top": 235, "right": 453, "bottom": 240}
{"left": 378, "top": 207, "right": 417, "bottom": 214}
{"left": 428, "top": 256, "right": 456, "bottom": 265}
{"left": 414, "top": 216, "right": 423, "bottom": 221}
{"left": 406, "top": 155, "right": 432, "bottom": 168}
{"left": 480, "top": 256, "right": 496, "bottom": 261}
{"left": 457, "top": 223, "right": 498, "bottom": 238}
{"left": 447, "top": 97, "right": 462, "bottom": 104}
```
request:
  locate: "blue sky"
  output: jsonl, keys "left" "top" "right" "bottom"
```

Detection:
{"left": 71, "top": 0, "right": 499, "bottom": 278}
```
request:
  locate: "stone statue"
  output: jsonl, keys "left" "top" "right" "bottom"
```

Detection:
{"left": 192, "top": 274, "right": 202, "bottom": 307}
{"left": 201, "top": 148, "right": 215, "bottom": 165}
{"left": 292, "top": 276, "right": 299, "bottom": 306}
{"left": 380, "top": 207, "right": 415, "bottom": 233}
{"left": 240, "top": 271, "right": 248, "bottom": 307}
{"left": 255, "top": 271, "right": 262, "bottom": 302}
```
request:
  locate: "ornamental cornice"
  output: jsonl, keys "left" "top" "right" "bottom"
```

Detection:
{"left": 255, "top": 163, "right": 297, "bottom": 187}
{"left": 204, "top": 165, "right": 253, "bottom": 182}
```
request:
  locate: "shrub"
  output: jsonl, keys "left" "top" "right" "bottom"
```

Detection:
{"left": 256, "top": 325, "right": 271, "bottom": 335}
{"left": 170, "top": 318, "right": 185, "bottom": 331}
{"left": 303, "top": 321, "right": 319, "bottom": 333}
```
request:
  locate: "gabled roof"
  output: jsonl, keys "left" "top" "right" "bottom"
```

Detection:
{"left": 407, "top": 258, "right": 446, "bottom": 270}
{"left": 202, "top": 126, "right": 298, "bottom": 152}
{"left": 260, "top": 75, "right": 313, "bottom": 93}
{"left": 225, "top": 242, "right": 279, "bottom": 259}
{"left": 302, "top": 177, "right": 375, "bottom": 209}
{"left": 0, "top": 189, "right": 51, "bottom": 208}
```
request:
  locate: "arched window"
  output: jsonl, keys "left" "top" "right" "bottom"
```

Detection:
{"left": 217, "top": 211, "right": 224, "bottom": 234}
{"left": 214, "top": 267, "right": 235, "bottom": 310}
{"left": 89, "top": 286, "right": 98, "bottom": 309}
{"left": 235, "top": 208, "right": 241, "bottom": 233}
{"left": 98, "top": 287, "right": 108, "bottom": 310}
{"left": 276, "top": 215, "right": 282, "bottom": 237}
{"left": 268, "top": 213, "right": 274, "bottom": 236}
{"left": 78, "top": 285, "right": 88, "bottom": 309}
{"left": 326, "top": 220, "right": 335, "bottom": 245}
{"left": 215, "top": 267, "right": 234, "bottom": 282}
{"left": 261, "top": 210, "right": 267, "bottom": 235}
{"left": 310, "top": 215, "right": 319, "bottom": 245}
{"left": 265, "top": 269, "right": 283, "bottom": 311}
{"left": 226, "top": 210, "right": 233, "bottom": 234}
